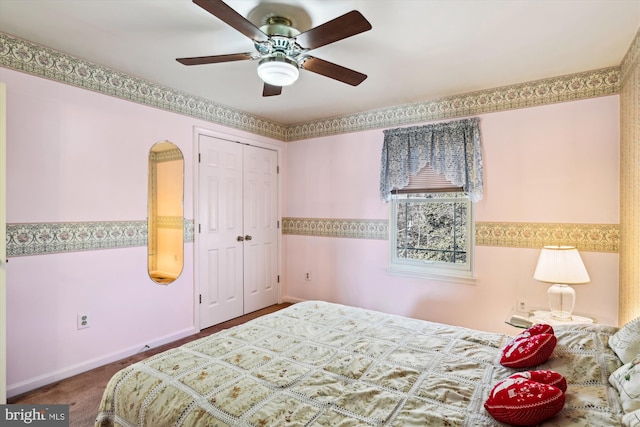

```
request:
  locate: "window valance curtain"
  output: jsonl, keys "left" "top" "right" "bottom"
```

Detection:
{"left": 380, "top": 117, "right": 484, "bottom": 202}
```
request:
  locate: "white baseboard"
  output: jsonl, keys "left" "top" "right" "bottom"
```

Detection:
{"left": 7, "top": 326, "right": 198, "bottom": 398}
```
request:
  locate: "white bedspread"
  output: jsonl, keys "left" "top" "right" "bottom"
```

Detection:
{"left": 96, "top": 300, "right": 623, "bottom": 426}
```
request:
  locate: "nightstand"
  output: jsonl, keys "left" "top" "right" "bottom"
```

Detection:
{"left": 506, "top": 308, "right": 596, "bottom": 329}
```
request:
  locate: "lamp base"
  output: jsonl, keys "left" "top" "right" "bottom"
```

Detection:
{"left": 547, "top": 283, "right": 575, "bottom": 321}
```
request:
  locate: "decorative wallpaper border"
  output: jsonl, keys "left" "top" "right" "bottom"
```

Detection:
{"left": 155, "top": 216, "right": 185, "bottom": 230}
{"left": 0, "top": 32, "right": 622, "bottom": 142}
{"left": 619, "top": 28, "right": 640, "bottom": 323}
{"left": 0, "top": 30, "right": 631, "bottom": 256}
{"left": 282, "top": 218, "right": 388, "bottom": 240}
{"left": 151, "top": 148, "right": 184, "bottom": 163}
{"left": 285, "top": 67, "right": 620, "bottom": 141}
{"left": 282, "top": 218, "right": 619, "bottom": 253}
{"left": 5, "top": 219, "right": 619, "bottom": 256}
{"left": 475, "top": 222, "right": 619, "bottom": 253}
{"left": 620, "top": 28, "right": 640, "bottom": 86}
{"left": 6, "top": 221, "right": 194, "bottom": 257}
{"left": 0, "top": 33, "right": 287, "bottom": 141}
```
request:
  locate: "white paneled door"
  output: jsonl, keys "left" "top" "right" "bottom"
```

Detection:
{"left": 241, "top": 143, "right": 279, "bottom": 314}
{"left": 198, "top": 135, "right": 278, "bottom": 329}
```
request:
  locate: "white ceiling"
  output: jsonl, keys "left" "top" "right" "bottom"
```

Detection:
{"left": 0, "top": 0, "right": 638, "bottom": 125}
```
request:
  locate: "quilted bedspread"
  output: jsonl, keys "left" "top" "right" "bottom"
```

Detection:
{"left": 95, "top": 301, "right": 624, "bottom": 426}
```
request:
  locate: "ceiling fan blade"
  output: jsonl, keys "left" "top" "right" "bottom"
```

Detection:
{"left": 176, "top": 52, "right": 254, "bottom": 65}
{"left": 302, "top": 56, "right": 367, "bottom": 86}
{"left": 193, "top": 0, "right": 268, "bottom": 42}
{"left": 296, "top": 10, "right": 372, "bottom": 50}
{"left": 263, "top": 83, "right": 282, "bottom": 97}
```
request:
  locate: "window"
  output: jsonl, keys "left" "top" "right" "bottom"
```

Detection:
{"left": 387, "top": 162, "right": 474, "bottom": 280}
{"left": 390, "top": 191, "right": 473, "bottom": 280}
{"left": 379, "top": 118, "right": 483, "bottom": 281}
{"left": 390, "top": 192, "right": 474, "bottom": 280}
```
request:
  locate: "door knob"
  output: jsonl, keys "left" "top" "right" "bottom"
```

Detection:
{"left": 237, "top": 236, "right": 245, "bottom": 242}
{"left": 245, "top": 235, "right": 253, "bottom": 241}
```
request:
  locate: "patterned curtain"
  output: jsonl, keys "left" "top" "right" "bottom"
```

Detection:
{"left": 379, "top": 117, "right": 484, "bottom": 202}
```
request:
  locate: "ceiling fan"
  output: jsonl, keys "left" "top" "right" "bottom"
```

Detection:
{"left": 176, "top": 0, "right": 372, "bottom": 97}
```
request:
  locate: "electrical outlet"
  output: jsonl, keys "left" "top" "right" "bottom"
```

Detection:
{"left": 305, "top": 272, "right": 311, "bottom": 281}
{"left": 77, "top": 313, "right": 90, "bottom": 330}
{"left": 517, "top": 299, "right": 527, "bottom": 312}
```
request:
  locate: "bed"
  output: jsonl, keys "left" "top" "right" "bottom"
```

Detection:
{"left": 95, "top": 300, "right": 637, "bottom": 426}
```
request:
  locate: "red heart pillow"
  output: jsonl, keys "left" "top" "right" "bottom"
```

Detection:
{"left": 484, "top": 377, "right": 565, "bottom": 426}
{"left": 511, "top": 323, "right": 554, "bottom": 342}
{"left": 501, "top": 333, "right": 557, "bottom": 368}
{"left": 501, "top": 324, "right": 557, "bottom": 368}
{"left": 509, "top": 370, "right": 567, "bottom": 393}
{"left": 523, "top": 323, "right": 554, "bottom": 336}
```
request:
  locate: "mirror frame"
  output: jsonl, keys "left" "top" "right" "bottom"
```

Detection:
{"left": 148, "top": 141, "right": 184, "bottom": 285}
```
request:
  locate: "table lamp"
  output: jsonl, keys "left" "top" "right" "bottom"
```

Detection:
{"left": 533, "top": 246, "right": 590, "bottom": 321}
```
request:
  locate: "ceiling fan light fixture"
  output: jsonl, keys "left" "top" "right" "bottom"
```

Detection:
{"left": 178, "top": 1, "right": 372, "bottom": 97}
{"left": 257, "top": 55, "right": 299, "bottom": 86}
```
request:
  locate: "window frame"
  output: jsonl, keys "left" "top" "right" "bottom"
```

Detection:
{"left": 388, "top": 192, "right": 476, "bottom": 283}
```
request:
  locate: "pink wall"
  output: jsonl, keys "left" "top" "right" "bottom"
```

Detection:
{"left": 2, "top": 68, "right": 283, "bottom": 396}
{"left": 1, "top": 63, "right": 620, "bottom": 395}
{"left": 284, "top": 96, "right": 620, "bottom": 334}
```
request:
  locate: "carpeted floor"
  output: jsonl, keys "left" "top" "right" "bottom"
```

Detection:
{"left": 7, "top": 303, "right": 292, "bottom": 427}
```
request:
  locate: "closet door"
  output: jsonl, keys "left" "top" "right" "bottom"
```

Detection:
{"left": 243, "top": 145, "right": 278, "bottom": 313}
{"left": 198, "top": 135, "right": 244, "bottom": 328}
{"left": 198, "top": 135, "right": 279, "bottom": 329}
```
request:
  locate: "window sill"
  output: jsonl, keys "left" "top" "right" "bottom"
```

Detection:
{"left": 386, "top": 265, "right": 477, "bottom": 285}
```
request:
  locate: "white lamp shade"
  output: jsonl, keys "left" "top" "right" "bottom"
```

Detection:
{"left": 533, "top": 246, "right": 590, "bottom": 284}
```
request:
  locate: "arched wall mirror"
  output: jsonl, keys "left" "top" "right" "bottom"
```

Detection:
{"left": 148, "top": 141, "right": 184, "bottom": 285}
